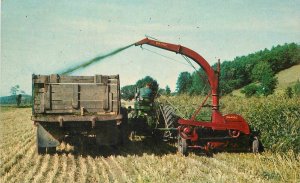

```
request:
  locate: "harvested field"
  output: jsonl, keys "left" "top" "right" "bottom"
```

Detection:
{"left": 0, "top": 107, "right": 299, "bottom": 183}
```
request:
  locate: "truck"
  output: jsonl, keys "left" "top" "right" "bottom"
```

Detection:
{"left": 31, "top": 74, "right": 127, "bottom": 154}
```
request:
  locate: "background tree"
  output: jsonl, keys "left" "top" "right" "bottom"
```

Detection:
{"left": 135, "top": 76, "right": 159, "bottom": 94}
{"left": 176, "top": 72, "right": 192, "bottom": 94}
{"left": 121, "top": 85, "right": 136, "bottom": 100}
{"left": 260, "top": 74, "right": 278, "bottom": 96}
{"left": 120, "top": 76, "right": 159, "bottom": 100}
{"left": 251, "top": 61, "right": 274, "bottom": 82}
{"left": 10, "top": 85, "right": 20, "bottom": 96}
{"left": 165, "top": 85, "right": 171, "bottom": 96}
{"left": 188, "top": 69, "right": 210, "bottom": 95}
{"left": 8, "top": 85, "right": 27, "bottom": 106}
{"left": 158, "top": 88, "right": 166, "bottom": 95}
{"left": 251, "top": 61, "right": 277, "bottom": 96}
{"left": 241, "top": 84, "right": 260, "bottom": 97}
{"left": 16, "top": 94, "right": 22, "bottom": 107}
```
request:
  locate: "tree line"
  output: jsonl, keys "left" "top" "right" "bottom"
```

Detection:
{"left": 176, "top": 42, "right": 300, "bottom": 97}
{"left": 0, "top": 85, "right": 32, "bottom": 106}
{"left": 118, "top": 43, "right": 300, "bottom": 100}
{"left": 121, "top": 76, "right": 172, "bottom": 100}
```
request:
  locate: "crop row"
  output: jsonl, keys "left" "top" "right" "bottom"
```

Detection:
{"left": 0, "top": 107, "right": 299, "bottom": 182}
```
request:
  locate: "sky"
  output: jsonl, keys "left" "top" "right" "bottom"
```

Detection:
{"left": 1, "top": 0, "right": 299, "bottom": 96}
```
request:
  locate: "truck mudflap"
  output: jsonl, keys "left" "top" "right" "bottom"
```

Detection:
{"left": 95, "top": 124, "right": 120, "bottom": 146}
{"left": 37, "top": 123, "right": 60, "bottom": 148}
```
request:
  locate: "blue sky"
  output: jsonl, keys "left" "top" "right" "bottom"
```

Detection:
{"left": 1, "top": 0, "right": 299, "bottom": 96}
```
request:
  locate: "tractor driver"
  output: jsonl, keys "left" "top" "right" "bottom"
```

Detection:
{"left": 138, "top": 83, "right": 153, "bottom": 101}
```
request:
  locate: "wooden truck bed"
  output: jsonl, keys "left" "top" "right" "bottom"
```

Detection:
{"left": 31, "top": 74, "right": 122, "bottom": 123}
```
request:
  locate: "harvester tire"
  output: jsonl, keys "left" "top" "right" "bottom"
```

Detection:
{"left": 178, "top": 135, "right": 188, "bottom": 156}
{"left": 252, "top": 137, "right": 259, "bottom": 153}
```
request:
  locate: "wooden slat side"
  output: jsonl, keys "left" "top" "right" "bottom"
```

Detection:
{"left": 33, "top": 74, "right": 121, "bottom": 115}
{"left": 44, "top": 85, "right": 51, "bottom": 110}
{"left": 109, "top": 93, "right": 113, "bottom": 112}
{"left": 80, "top": 101, "right": 103, "bottom": 109}
{"left": 72, "top": 84, "right": 79, "bottom": 109}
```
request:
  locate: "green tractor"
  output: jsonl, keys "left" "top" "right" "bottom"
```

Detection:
{"left": 127, "top": 84, "right": 178, "bottom": 141}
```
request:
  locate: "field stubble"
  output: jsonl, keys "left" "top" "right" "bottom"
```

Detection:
{"left": 0, "top": 107, "right": 299, "bottom": 183}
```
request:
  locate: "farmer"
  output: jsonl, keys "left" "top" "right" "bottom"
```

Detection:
{"left": 138, "top": 83, "right": 153, "bottom": 101}
{"left": 135, "top": 83, "right": 153, "bottom": 101}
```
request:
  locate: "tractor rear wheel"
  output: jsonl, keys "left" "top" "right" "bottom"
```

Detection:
{"left": 178, "top": 135, "right": 188, "bottom": 156}
{"left": 161, "top": 105, "right": 178, "bottom": 140}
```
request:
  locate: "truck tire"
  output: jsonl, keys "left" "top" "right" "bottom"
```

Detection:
{"left": 119, "top": 107, "right": 129, "bottom": 145}
{"left": 47, "top": 147, "right": 56, "bottom": 154}
{"left": 37, "top": 146, "right": 46, "bottom": 155}
{"left": 119, "top": 123, "right": 129, "bottom": 145}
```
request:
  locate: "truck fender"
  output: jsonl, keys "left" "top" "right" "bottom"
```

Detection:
{"left": 37, "top": 123, "right": 60, "bottom": 147}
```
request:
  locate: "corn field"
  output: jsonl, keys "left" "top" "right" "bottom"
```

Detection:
{"left": 161, "top": 94, "right": 300, "bottom": 153}
{"left": 0, "top": 104, "right": 300, "bottom": 182}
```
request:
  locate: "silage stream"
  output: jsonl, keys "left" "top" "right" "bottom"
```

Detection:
{"left": 60, "top": 43, "right": 134, "bottom": 75}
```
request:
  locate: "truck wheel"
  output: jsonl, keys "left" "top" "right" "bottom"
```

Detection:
{"left": 161, "top": 105, "right": 178, "bottom": 139}
{"left": 47, "top": 147, "right": 56, "bottom": 154}
{"left": 37, "top": 146, "right": 46, "bottom": 155}
{"left": 119, "top": 124, "right": 129, "bottom": 145}
{"left": 178, "top": 135, "right": 188, "bottom": 156}
{"left": 119, "top": 107, "right": 129, "bottom": 145}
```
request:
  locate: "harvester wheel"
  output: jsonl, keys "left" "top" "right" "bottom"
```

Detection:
{"left": 37, "top": 146, "right": 46, "bottom": 155}
{"left": 178, "top": 135, "right": 188, "bottom": 156}
{"left": 252, "top": 137, "right": 259, "bottom": 153}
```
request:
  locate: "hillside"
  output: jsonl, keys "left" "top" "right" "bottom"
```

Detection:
{"left": 176, "top": 42, "right": 299, "bottom": 96}
{"left": 232, "top": 64, "right": 300, "bottom": 96}
{"left": 0, "top": 95, "right": 32, "bottom": 105}
{"left": 276, "top": 64, "right": 300, "bottom": 89}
